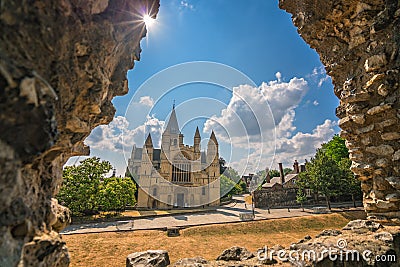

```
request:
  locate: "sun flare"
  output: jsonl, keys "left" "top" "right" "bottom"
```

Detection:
{"left": 143, "top": 14, "right": 155, "bottom": 27}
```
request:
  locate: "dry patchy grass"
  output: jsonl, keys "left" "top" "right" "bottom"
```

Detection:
{"left": 63, "top": 211, "right": 365, "bottom": 266}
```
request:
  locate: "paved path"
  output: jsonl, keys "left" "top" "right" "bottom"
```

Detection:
{"left": 61, "top": 196, "right": 363, "bottom": 235}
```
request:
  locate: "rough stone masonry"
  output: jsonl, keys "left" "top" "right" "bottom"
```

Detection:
{"left": 279, "top": 0, "right": 400, "bottom": 221}
{"left": 0, "top": 0, "right": 159, "bottom": 266}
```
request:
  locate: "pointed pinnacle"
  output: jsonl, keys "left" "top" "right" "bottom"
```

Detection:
{"left": 195, "top": 126, "right": 200, "bottom": 137}
{"left": 145, "top": 133, "right": 153, "bottom": 146}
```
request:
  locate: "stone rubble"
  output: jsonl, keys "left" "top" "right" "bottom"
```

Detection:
{"left": 216, "top": 246, "right": 255, "bottom": 261}
{"left": 126, "top": 250, "right": 170, "bottom": 267}
{"left": 173, "top": 257, "right": 211, "bottom": 267}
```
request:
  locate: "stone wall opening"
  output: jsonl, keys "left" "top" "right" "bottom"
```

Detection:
{"left": 279, "top": 0, "right": 400, "bottom": 222}
{"left": 0, "top": 0, "right": 159, "bottom": 266}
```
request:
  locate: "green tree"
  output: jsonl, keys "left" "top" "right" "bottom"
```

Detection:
{"left": 220, "top": 174, "right": 243, "bottom": 197}
{"left": 57, "top": 157, "right": 112, "bottom": 215}
{"left": 221, "top": 166, "right": 247, "bottom": 193}
{"left": 297, "top": 170, "right": 316, "bottom": 202}
{"left": 237, "top": 179, "right": 247, "bottom": 193}
{"left": 298, "top": 135, "right": 361, "bottom": 209}
{"left": 125, "top": 167, "right": 139, "bottom": 200}
{"left": 338, "top": 157, "right": 361, "bottom": 208}
{"left": 99, "top": 177, "right": 137, "bottom": 211}
{"left": 257, "top": 169, "right": 280, "bottom": 185}
{"left": 219, "top": 157, "right": 227, "bottom": 175}
{"left": 284, "top": 168, "right": 293, "bottom": 176}
{"left": 296, "top": 189, "right": 307, "bottom": 212}
{"left": 269, "top": 169, "right": 280, "bottom": 178}
{"left": 301, "top": 149, "right": 342, "bottom": 210}
{"left": 322, "top": 135, "right": 361, "bottom": 206}
{"left": 224, "top": 167, "right": 240, "bottom": 182}
{"left": 321, "top": 135, "right": 349, "bottom": 164}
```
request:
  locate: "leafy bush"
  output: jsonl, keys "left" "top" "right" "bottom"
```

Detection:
{"left": 220, "top": 174, "right": 245, "bottom": 197}
{"left": 99, "top": 177, "right": 136, "bottom": 211}
{"left": 57, "top": 157, "right": 136, "bottom": 215}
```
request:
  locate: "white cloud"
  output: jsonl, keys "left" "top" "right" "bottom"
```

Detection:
{"left": 313, "top": 100, "right": 319, "bottom": 106}
{"left": 85, "top": 115, "right": 165, "bottom": 153}
{"left": 230, "top": 119, "right": 337, "bottom": 174}
{"left": 204, "top": 76, "right": 308, "bottom": 147}
{"left": 308, "top": 66, "right": 331, "bottom": 87}
{"left": 180, "top": 0, "right": 194, "bottom": 10}
{"left": 275, "top": 71, "right": 282, "bottom": 82}
{"left": 203, "top": 74, "right": 337, "bottom": 173}
{"left": 274, "top": 119, "right": 337, "bottom": 163}
{"left": 130, "top": 115, "right": 165, "bottom": 148}
{"left": 318, "top": 76, "right": 330, "bottom": 87}
{"left": 139, "top": 96, "right": 154, "bottom": 107}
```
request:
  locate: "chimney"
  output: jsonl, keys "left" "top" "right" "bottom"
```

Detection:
{"left": 300, "top": 164, "right": 306, "bottom": 172}
{"left": 265, "top": 168, "right": 271, "bottom": 183}
{"left": 278, "top": 163, "right": 285, "bottom": 185}
{"left": 293, "top": 160, "right": 299, "bottom": 173}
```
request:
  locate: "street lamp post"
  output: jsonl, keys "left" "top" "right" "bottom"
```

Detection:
{"left": 249, "top": 175, "right": 259, "bottom": 218}
{"left": 251, "top": 191, "right": 255, "bottom": 217}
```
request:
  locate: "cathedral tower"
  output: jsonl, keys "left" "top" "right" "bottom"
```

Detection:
{"left": 130, "top": 105, "right": 221, "bottom": 209}
{"left": 207, "top": 130, "right": 220, "bottom": 179}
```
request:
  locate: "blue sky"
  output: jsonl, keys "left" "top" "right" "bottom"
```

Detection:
{"left": 66, "top": 0, "right": 340, "bottom": 176}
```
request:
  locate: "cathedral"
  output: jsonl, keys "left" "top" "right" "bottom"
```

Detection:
{"left": 128, "top": 106, "right": 220, "bottom": 209}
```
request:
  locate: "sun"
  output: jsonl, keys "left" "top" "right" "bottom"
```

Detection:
{"left": 143, "top": 14, "right": 155, "bottom": 28}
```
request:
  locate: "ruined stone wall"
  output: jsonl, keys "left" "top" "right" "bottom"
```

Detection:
{"left": 0, "top": 0, "right": 159, "bottom": 266}
{"left": 254, "top": 188, "right": 298, "bottom": 208}
{"left": 279, "top": 0, "right": 400, "bottom": 221}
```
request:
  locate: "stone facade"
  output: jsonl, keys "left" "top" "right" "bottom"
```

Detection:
{"left": 254, "top": 188, "right": 298, "bottom": 208}
{"left": 0, "top": 0, "right": 159, "bottom": 266}
{"left": 279, "top": 0, "right": 400, "bottom": 221}
{"left": 128, "top": 107, "right": 220, "bottom": 209}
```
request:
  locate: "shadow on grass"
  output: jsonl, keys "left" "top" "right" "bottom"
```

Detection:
{"left": 339, "top": 210, "right": 367, "bottom": 221}
{"left": 72, "top": 212, "right": 124, "bottom": 224}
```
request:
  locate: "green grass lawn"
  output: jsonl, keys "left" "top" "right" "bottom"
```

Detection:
{"left": 63, "top": 211, "right": 366, "bottom": 266}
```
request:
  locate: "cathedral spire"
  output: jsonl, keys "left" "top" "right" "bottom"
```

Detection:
{"left": 145, "top": 133, "right": 153, "bottom": 147}
{"left": 194, "top": 126, "right": 200, "bottom": 138}
{"left": 194, "top": 126, "right": 201, "bottom": 153}
{"left": 209, "top": 130, "right": 218, "bottom": 144}
{"left": 165, "top": 105, "right": 180, "bottom": 134}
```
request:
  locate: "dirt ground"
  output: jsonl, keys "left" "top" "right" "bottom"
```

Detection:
{"left": 63, "top": 211, "right": 366, "bottom": 266}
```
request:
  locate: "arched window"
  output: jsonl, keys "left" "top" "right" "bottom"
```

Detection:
{"left": 172, "top": 153, "right": 191, "bottom": 183}
{"left": 152, "top": 187, "right": 157, "bottom": 196}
